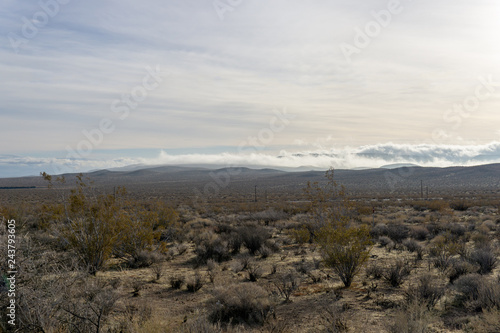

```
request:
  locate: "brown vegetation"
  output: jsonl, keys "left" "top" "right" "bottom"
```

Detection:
{"left": 0, "top": 169, "right": 499, "bottom": 332}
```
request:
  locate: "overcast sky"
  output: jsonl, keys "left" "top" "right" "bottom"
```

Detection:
{"left": 1, "top": 0, "right": 500, "bottom": 176}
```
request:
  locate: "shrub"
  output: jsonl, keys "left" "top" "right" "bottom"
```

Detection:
{"left": 428, "top": 233, "right": 464, "bottom": 258}
{"left": 258, "top": 245, "right": 273, "bottom": 259}
{"left": 454, "top": 274, "right": 500, "bottom": 311}
{"left": 247, "top": 262, "right": 263, "bottom": 282}
{"left": 447, "top": 259, "right": 476, "bottom": 283}
{"left": 431, "top": 200, "right": 449, "bottom": 212}
{"left": 194, "top": 232, "right": 231, "bottom": 264}
{"left": 450, "top": 199, "right": 469, "bottom": 211}
{"left": 238, "top": 226, "right": 270, "bottom": 255}
{"left": 384, "top": 260, "right": 412, "bottom": 287}
{"left": 453, "top": 273, "right": 483, "bottom": 304}
{"left": 127, "top": 250, "right": 163, "bottom": 269}
{"left": 389, "top": 300, "right": 434, "bottom": 333}
{"left": 288, "top": 226, "right": 310, "bottom": 244}
{"left": 370, "top": 224, "right": 388, "bottom": 238}
{"left": 169, "top": 275, "right": 184, "bottom": 289}
{"left": 471, "top": 232, "right": 491, "bottom": 249}
{"left": 180, "top": 316, "right": 225, "bottom": 333}
{"left": 321, "top": 302, "right": 349, "bottom": 333}
{"left": 305, "top": 168, "right": 371, "bottom": 288}
{"left": 230, "top": 260, "right": 245, "bottom": 273}
{"left": 378, "top": 236, "right": 394, "bottom": 248}
{"left": 208, "top": 283, "right": 271, "bottom": 325}
{"left": 403, "top": 239, "right": 422, "bottom": 253}
{"left": 186, "top": 273, "right": 203, "bottom": 292}
{"left": 175, "top": 243, "right": 189, "bottom": 255}
{"left": 318, "top": 225, "right": 372, "bottom": 287}
{"left": 477, "top": 279, "right": 500, "bottom": 310}
{"left": 207, "top": 259, "right": 219, "bottom": 283}
{"left": 151, "top": 263, "right": 164, "bottom": 282}
{"left": 386, "top": 224, "right": 409, "bottom": 244}
{"left": 432, "top": 253, "right": 453, "bottom": 272}
{"left": 410, "top": 226, "right": 429, "bottom": 241}
{"left": 464, "top": 308, "right": 500, "bottom": 333}
{"left": 226, "top": 231, "right": 243, "bottom": 254}
{"left": 274, "top": 272, "right": 300, "bottom": 303}
{"left": 365, "top": 262, "right": 384, "bottom": 279}
{"left": 446, "top": 223, "right": 466, "bottom": 237}
{"left": 468, "top": 247, "right": 498, "bottom": 274}
{"left": 406, "top": 275, "right": 444, "bottom": 309}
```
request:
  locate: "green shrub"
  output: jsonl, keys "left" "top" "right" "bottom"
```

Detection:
{"left": 318, "top": 225, "right": 372, "bottom": 287}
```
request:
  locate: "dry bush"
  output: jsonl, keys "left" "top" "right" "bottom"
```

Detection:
{"left": 179, "top": 315, "right": 243, "bottom": 333}
{"left": 467, "top": 247, "right": 498, "bottom": 274}
{"left": 464, "top": 308, "right": 500, "bottom": 333}
{"left": 175, "top": 242, "right": 189, "bottom": 255}
{"left": 252, "top": 208, "right": 288, "bottom": 223}
{"left": 169, "top": 275, "right": 184, "bottom": 289}
{"left": 246, "top": 261, "right": 263, "bottom": 282}
{"left": 446, "top": 223, "right": 467, "bottom": 237}
{"left": 321, "top": 302, "right": 349, "bottom": 333}
{"left": 447, "top": 259, "right": 477, "bottom": 283}
{"left": 225, "top": 231, "right": 243, "bottom": 254}
{"left": 403, "top": 238, "right": 422, "bottom": 253}
{"left": 365, "top": 262, "right": 384, "bottom": 280}
{"left": 428, "top": 233, "right": 465, "bottom": 258}
{"left": 151, "top": 262, "right": 165, "bottom": 282}
{"left": 410, "top": 226, "right": 429, "bottom": 241}
{"left": 370, "top": 223, "right": 388, "bottom": 238}
{"left": 288, "top": 225, "right": 311, "bottom": 244}
{"left": 450, "top": 199, "right": 470, "bottom": 211}
{"left": 413, "top": 200, "right": 449, "bottom": 212}
{"left": 273, "top": 272, "right": 300, "bottom": 303}
{"left": 384, "top": 260, "right": 412, "bottom": 287}
{"left": 476, "top": 278, "right": 500, "bottom": 310}
{"left": 237, "top": 226, "right": 270, "bottom": 255}
{"left": 471, "top": 232, "right": 491, "bottom": 249}
{"left": 58, "top": 278, "right": 120, "bottom": 332}
{"left": 405, "top": 275, "right": 444, "bottom": 309}
{"left": 454, "top": 273, "right": 483, "bottom": 298}
{"left": 208, "top": 283, "right": 271, "bottom": 325}
{"left": 386, "top": 224, "right": 410, "bottom": 244}
{"left": 194, "top": 231, "right": 231, "bottom": 264}
{"left": 230, "top": 260, "right": 245, "bottom": 273}
{"left": 389, "top": 300, "right": 434, "bottom": 333}
{"left": 43, "top": 174, "right": 172, "bottom": 275}
{"left": 186, "top": 272, "right": 204, "bottom": 292}
{"left": 454, "top": 274, "right": 500, "bottom": 311}
{"left": 481, "top": 220, "right": 496, "bottom": 231}
{"left": 258, "top": 245, "right": 273, "bottom": 259}
{"left": 127, "top": 250, "right": 163, "bottom": 269}
{"left": 433, "top": 253, "right": 453, "bottom": 272}
{"left": 378, "top": 235, "right": 394, "bottom": 249}
{"left": 207, "top": 259, "right": 219, "bottom": 283}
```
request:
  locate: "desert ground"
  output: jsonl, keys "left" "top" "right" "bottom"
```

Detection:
{"left": 0, "top": 166, "right": 499, "bottom": 332}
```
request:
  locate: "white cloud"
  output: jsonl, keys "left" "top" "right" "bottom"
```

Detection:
{"left": 1, "top": 0, "right": 500, "bottom": 159}
{"left": 2, "top": 142, "right": 500, "bottom": 177}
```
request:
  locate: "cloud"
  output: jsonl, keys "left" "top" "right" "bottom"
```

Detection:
{"left": 2, "top": 1, "right": 500, "bottom": 155}
{"left": 2, "top": 142, "right": 500, "bottom": 177}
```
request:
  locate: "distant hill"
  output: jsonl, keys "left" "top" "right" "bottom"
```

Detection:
{"left": 0, "top": 163, "right": 499, "bottom": 199}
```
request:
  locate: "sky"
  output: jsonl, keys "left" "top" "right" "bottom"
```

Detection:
{"left": 1, "top": 0, "right": 500, "bottom": 177}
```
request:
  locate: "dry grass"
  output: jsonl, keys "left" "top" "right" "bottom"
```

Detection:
{"left": 1, "top": 186, "right": 500, "bottom": 332}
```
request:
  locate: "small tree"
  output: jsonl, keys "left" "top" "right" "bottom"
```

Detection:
{"left": 58, "top": 174, "right": 124, "bottom": 275}
{"left": 306, "top": 168, "right": 372, "bottom": 287}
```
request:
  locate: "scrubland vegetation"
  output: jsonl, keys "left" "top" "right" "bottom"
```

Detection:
{"left": 1, "top": 170, "right": 499, "bottom": 332}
